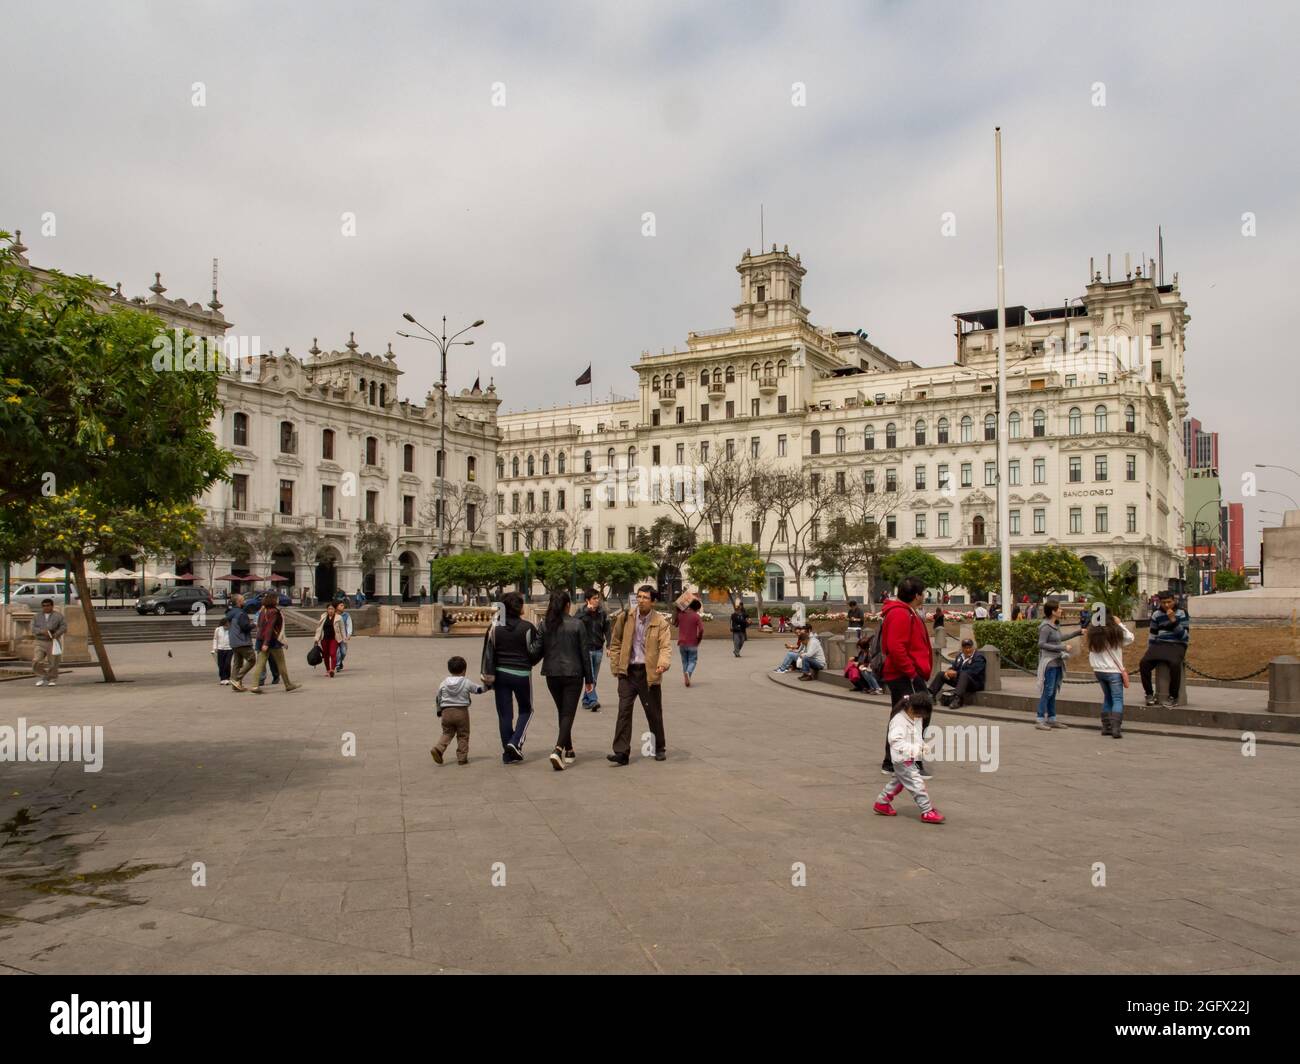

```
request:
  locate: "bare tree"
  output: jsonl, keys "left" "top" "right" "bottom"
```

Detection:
{"left": 700, "top": 445, "right": 760, "bottom": 544}
{"left": 423, "top": 482, "right": 496, "bottom": 553}
{"left": 773, "top": 467, "right": 843, "bottom": 599}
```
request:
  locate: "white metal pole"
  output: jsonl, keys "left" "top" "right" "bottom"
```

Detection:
{"left": 995, "top": 127, "right": 1012, "bottom": 612}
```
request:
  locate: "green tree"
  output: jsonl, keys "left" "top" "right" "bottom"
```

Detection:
{"left": 633, "top": 517, "right": 696, "bottom": 577}
{"left": 959, "top": 550, "right": 1000, "bottom": 601}
{"left": 354, "top": 520, "right": 397, "bottom": 584}
{"left": 1011, "top": 546, "right": 1090, "bottom": 603}
{"left": 579, "top": 552, "right": 656, "bottom": 605}
{"left": 1214, "top": 569, "right": 1248, "bottom": 593}
{"left": 685, "top": 543, "right": 765, "bottom": 599}
{"left": 880, "top": 546, "right": 947, "bottom": 593}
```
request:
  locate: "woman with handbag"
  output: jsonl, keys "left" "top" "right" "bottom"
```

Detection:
{"left": 846, "top": 634, "right": 883, "bottom": 694}
{"left": 1087, "top": 614, "right": 1133, "bottom": 739}
{"left": 480, "top": 592, "right": 544, "bottom": 764}
{"left": 313, "top": 602, "right": 342, "bottom": 678}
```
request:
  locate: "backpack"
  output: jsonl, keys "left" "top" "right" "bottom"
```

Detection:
{"left": 866, "top": 626, "right": 885, "bottom": 676}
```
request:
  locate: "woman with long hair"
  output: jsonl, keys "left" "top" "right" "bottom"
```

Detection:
{"left": 313, "top": 601, "right": 341, "bottom": 677}
{"left": 539, "top": 590, "right": 594, "bottom": 770}
{"left": 480, "top": 591, "right": 544, "bottom": 764}
{"left": 1087, "top": 613, "right": 1134, "bottom": 739}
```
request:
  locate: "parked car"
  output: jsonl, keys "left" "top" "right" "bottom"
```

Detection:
{"left": 8, "top": 581, "right": 81, "bottom": 608}
{"left": 136, "top": 586, "right": 213, "bottom": 615}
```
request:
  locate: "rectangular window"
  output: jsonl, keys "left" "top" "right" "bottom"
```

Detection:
{"left": 497, "top": 493, "right": 505, "bottom": 513}
{"left": 512, "top": 531, "right": 521, "bottom": 551}
{"left": 512, "top": 492, "right": 520, "bottom": 514}
{"left": 1008, "top": 460, "right": 1020, "bottom": 486}
{"left": 676, "top": 407, "right": 685, "bottom": 424}
{"left": 886, "top": 516, "right": 896, "bottom": 539}
{"left": 466, "top": 503, "right": 477, "bottom": 533}
{"left": 628, "top": 526, "right": 636, "bottom": 548}
{"left": 1095, "top": 455, "right": 1108, "bottom": 481}
{"left": 712, "top": 522, "right": 723, "bottom": 543}
{"left": 280, "top": 422, "right": 296, "bottom": 454}
{"left": 365, "top": 490, "right": 378, "bottom": 523}
{"left": 651, "top": 409, "right": 660, "bottom": 427}
{"left": 1033, "top": 508, "right": 1046, "bottom": 534}
{"left": 583, "top": 528, "right": 592, "bottom": 550}
{"left": 700, "top": 441, "right": 709, "bottom": 461}
{"left": 751, "top": 398, "right": 760, "bottom": 417}
{"left": 557, "top": 489, "right": 566, "bottom": 510}
{"left": 1127, "top": 505, "right": 1137, "bottom": 533}
{"left": 527, "top": 491, "right": 535, "bottom": 513}
{"left": 938, "top": 511, "right": 949, "bottom": 538}
{"left": 1151, "top": 322, "right": 1163, "bottom": 347}
{"left": 321, "top": 431, "right": 334, "bottom": 460}
{"left": 1126, "top": 454, "right": 1136, "bottom": 481}
{"left": 542, "top": 490, "right": 551, "bottom": 511}
{"left": 886, "top": 469, "right": 897, "bottom": 492}
{"left": 498, "top": 533, "right": 506, "bottom": 552}
{"left": 777, "top": 396, "right": 787, "bottom": 414}
{"left": 1065, "top": 375, "right": 1077, "bottom": 387}
{"left": 776, "top": 518, "right": 787, "bottom": 542}
{"left": 278, "top": 480, "right": 293, "bottom": 515}
{"left": 403, "top": 495, "right": 415, "bottom": 526}
{"left": 836, "top": 471, "right": 846, "bottom": 494}
{"left": 1153, "top": 360, "right": 1163, "bottom": 381}
{"left": 320, "top": 484, "right": 334, "bottom": 519}
{"left": 602, "top": 528, "right": 612, "bottom": 549}
{"left": 1069, "top": 456, "right": 1082, "bottom": 482}
{"left": 915, "top": 466, "right": 926, "bottom": 490}
{"left": 777, "top": 434, "right": 787, "bottom": 457}
{"left": 984, "top": 461, "right": 996, "bottom": 487}
{"left": 1069, "top": 507, "right": 1082, "bottom": 534}
{"left": 233, "top": 474, "right": 248, "bottom": 512}
{"left": 724, "top": 439, "right": 734, "bottom": 461}
{"left": 701, "top": 404, "right": 709, "bottom": 422}
{"left": 960, "top": 463, "right": 972, "bottom": 488}
{"left": 811, "top": 520, "right": 820, "bottom": 545}
{"left": 1009, "top": 509, "right": 1021, "bottom": 536}
{"left": 751, "top": 519, "right": 760, "bottom": 544}
{"left": 542, "top": 529, "right": 550, "bottom": 550}
{"left": 725, "top": 401, "right": 734, "bottom": 419}
{"left": 434, "top": 499, "right": 444, "bottom": 529}
{"left": 1095, "top": 506, "right": 1109, "bottom": 533}
{"left": 1033, "top": 458, "right": 1046, "bottom": 484}
{"left": 865, "top": 469, "right": 875, "bottom": 494}
{"left": 937, "top": 463, "right": 949, "bottom": 490}
{"left": 750, "top": 437, "right": 760, "bottom": 458}
{"left": 915, "top": 514, "right": 926, "bottom": 538}
{"left": 1098, "top": 373, "right": 1108, "bottom": 384}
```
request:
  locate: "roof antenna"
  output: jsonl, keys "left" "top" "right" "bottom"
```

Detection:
{"left": 208, "top": 257, "right": 223, "bottom": 313}
{"left": 760, "top": 203, "right": 764, "bottom": 251}
{"left": 1158, "top": 225, "right": 1165, "bottom": 285}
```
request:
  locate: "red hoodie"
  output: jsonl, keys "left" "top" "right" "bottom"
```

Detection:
{"left": 879, "top": 598, "right": 932, "bottom": 681}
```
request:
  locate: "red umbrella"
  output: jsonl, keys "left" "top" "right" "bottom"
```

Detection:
{"left": 215, "top": 573, "right": 263, "bottom": 581}
{"left": 267, "top": 573, "right": 290, "bottom": 583}
{"left": 174, "top": 572, "right": 196, "bottom": 581}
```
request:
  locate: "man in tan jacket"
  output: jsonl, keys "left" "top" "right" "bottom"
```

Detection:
{"left": 606, "top": 584, "right": 672, "bottom": 765}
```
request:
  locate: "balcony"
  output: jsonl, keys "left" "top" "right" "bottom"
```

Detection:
{"left": 273, "top": 513, "right": 305, "bottom": 528}
{"left": 658, "top": 387, "right": 677, "bottom": 404}
{"left": 320, "top": 518, "right": 348, "bottom": 531}
{"left": 707, "top": 383, "right": 726, "bottom": 400}
{"left": 759, "top": 376, "right": 778, "bottom": 395}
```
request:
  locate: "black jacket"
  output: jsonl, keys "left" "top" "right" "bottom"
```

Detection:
{"left": 943, "top": 650, "right": 987, "bottom": 690}
{"left": 578, "top": 605, "right": 611, "bottom": 651}
{"left": 481, "top": 617, "right": 543, "bottom": 678}
{"left": 540, "top": 616, "right": 596, "bottom": 682}
{"left": 730, "top": 610, "right": 750, "bottom": 634}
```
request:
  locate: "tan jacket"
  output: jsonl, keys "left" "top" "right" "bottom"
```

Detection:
{"left": 609, "top": 606, "right": 672, "bottom": 685}
{"left": 313, "top": 612, "right": 348, "bottom": 644}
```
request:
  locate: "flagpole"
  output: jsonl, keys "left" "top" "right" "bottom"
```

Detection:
{"left": 995, "top": 127, "right": 1012, "bottom": 613}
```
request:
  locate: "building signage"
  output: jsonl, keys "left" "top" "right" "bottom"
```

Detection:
{"left": 1063, "top": 488, "right": 1115, "bottom": 498}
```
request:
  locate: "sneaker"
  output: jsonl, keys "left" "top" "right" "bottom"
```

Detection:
{"left": 917, "top": 763, "right": 933, "bottom": 780}
{"left": 1035, "top": 720, "right": 1052, "bottom": 731}
{"left": 505, "top": 743, "right": 523, "bottom": 762}
{"left": 1163, "top": 696, "right": 1177, "bottom": 708}
{"left": 872, "top": 801, "right": 897, "bottom": 817}
{"left": 285, "top": 682, "right": 302, "bottom": 693}
{"left": 1049, "top": 719, "right": 1070, "bottom": 729}
{"left": 880, "top": 764, "right": 894, "bottom": 775}
{"left": 920, "top": 810, "right": 946, "bottom": 825}
{"left": 1143, "top": 694, "right": 1158, "bottom": 707}
{"left": 47, "top": 681, "right": 57, "bottom": 687}
{"left": 431, "top": 747, "right": 444, "bottom": 764}
{"left": 549, "top": 748, "right": 565, "bottom": 771}
{"left": 34, "top": 679, "right": 46, "bottom": 687}
{"left": 563, "top": 749, "right": 576, "bottom": 764}
{"left": 231, "top": 681, "right": 246, "bottom": 692}
{"left": 774, "top": 667, "right": 789, "bottom": 674}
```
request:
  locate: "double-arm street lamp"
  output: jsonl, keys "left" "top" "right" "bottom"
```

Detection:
{"left": 398, "top": 313, "right": 485, "bottom": 600}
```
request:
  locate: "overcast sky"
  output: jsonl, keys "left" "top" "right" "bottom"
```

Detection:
{"left": 3, "top": 0, "right": 1297, "bottom": 564}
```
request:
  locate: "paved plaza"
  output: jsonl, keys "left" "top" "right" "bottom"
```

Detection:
{"left": 2, "top": 635, "right": 1299, "bottom": 975}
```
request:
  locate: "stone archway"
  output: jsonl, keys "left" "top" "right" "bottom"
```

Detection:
{"left": 399, "top": 551, "right": 420, "bottom": 601}
{"left": 315, "top": 547, "right": 340, "bottom": 603}
{"left": 272, "top": 547, "right": 296, "bottom": 598}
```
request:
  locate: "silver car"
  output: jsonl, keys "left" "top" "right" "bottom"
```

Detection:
{"left": 8, "top": 581, "right": 81, "bottom": 608}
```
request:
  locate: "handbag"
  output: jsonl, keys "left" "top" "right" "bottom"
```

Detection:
{"left": 844, "top": 661, "right": 861, "bottom": 683}
{"left": 307, "top": 644, "right": 323, "bottom": 667}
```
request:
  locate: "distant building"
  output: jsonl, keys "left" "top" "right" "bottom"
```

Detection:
{"left": 1183, "top": 415, "right": 1219, "bottom": 471}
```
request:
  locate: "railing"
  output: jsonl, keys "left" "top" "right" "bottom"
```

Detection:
{"left": 394, "top": 608, "right": 422, "bottom": 632}
{"left": 320, "top": 518, "right": 348, "bottom": 531}
{"left": 273, "top": 513, "right": 304, "bottom": 527}
{"left": 658, "top": 388, "right": 677, "bottom": 403}
{"left": 707, "top": 384, "right": 727, "bottom": 398}
{"left": 690, "top": 326, "right": 734, "bottom": 338}
{"left": 759, "top": 376, "right": 778, "bottom": 393}
{"left": 232, "top": 510, "right": 260, "bottom": 524}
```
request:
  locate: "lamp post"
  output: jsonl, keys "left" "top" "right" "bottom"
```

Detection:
{"left": 385, "top": 552, "right": 394, "bottom": 605}
{"left": 522, "top": 547, "right": 531, "bottom": 603}
{"left": 993, "top": 126, "right": 1012, "bottom": 614}
{"left": 398, "top": 312, "right": 485, "bottom": 568}
{"left": 569, "top": 545, "right": 578, "bottom": 599}
{"left": 1190, "top": 498, "right": 1220, "bottom": 595}
{"left": 1258, "top": 488, "right": 1299, "bottom": 510}
{"left": 1255, "top": 463, "right": 1300, "bottom": 482}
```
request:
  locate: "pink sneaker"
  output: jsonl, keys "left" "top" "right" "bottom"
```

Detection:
{"left": 872, "top": 801, "right": 897, "bottom": 817}
{"left": 920, "top": 809, "right": 946, "bottom": 825}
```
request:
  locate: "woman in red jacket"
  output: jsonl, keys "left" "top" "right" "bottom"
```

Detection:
{"left": 879, "top": 576, "right": 933, "bottom": 777}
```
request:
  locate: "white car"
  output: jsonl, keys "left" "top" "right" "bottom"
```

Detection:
{"left": 9, "top": 582, "right": 81, "bottom": 608}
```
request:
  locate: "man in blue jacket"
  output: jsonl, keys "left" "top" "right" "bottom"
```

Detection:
{"left": 1140, "top": 590, "right": 1189, "bottom": 707}
{"left": 928, "top": 637, "right": 986, "bottom": 709}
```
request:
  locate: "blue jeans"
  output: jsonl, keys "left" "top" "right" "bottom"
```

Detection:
{"left": 679, "top": 645, "right": 698, "bottom": 676}
{"left": 583, "top": 649, "right": 603, "bottom": 706}
{"left": 852, "top": 670, "right": 882, "bottom": 693}
{"left": 777, "top": 650, "right": 799, "bottom": 670}
{"left": 1095, "top": 671, "right": 1125, "bottom": 716}
{"left": 335, "top": 641, "right": 348, "bottom": 670}
{"left": 1037, "top": 663, "right": 1063, "bottom": 720}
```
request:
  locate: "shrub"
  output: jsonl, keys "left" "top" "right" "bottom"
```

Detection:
{"left": 973, "top": 619, "right": 1040, "bottom": 670}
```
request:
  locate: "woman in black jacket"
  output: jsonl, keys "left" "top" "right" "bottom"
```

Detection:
{"left": 539, "top": 591, "right": 595, "bottom": 770}
{"left": 481, "top": 592, "right": 544, "bottom": 764}
{"left": 730, "top": 601, "right": 750, "bottom": 657}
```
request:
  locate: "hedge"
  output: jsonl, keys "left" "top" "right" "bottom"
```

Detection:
{"left": 972, "top": 620, "right": 1040, "bottom": 671}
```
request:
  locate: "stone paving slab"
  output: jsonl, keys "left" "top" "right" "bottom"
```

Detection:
{"left": 1, "top": 638, "right": 1298, "bottom": 974}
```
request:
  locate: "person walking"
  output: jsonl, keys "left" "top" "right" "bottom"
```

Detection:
{"left": 729, "top": 601, "right": 750, "bottom": 656}
{"left": 227, "top": 593, "right": 256, "bottom": 691}
{"left": 845, "top": 600, "right": 864, "bottom": 645}
{"left": 928, "top": 637, "right": 986, "bottom": 709}
{"left": 334, "top": 600, "right": 353, "bottom": 672}
{"left": 606, "top": 584, "right": 671, "bottom": 765}
{"left": 480, "top": 591, "right": 543, "bottom": 764}
{"left": 31, "top": 598, "right": 67, "bottom": 687}
{"left": 677, "top": 598, "right": 704, "bottom": 686}
{"left": 250, "top": 598, "right": 282, "bottom": 688}
{"left": 211, "top": 615, "right": 233, "bottom": 685}
{"left": 431, "top": 655, "right": 484, "bottom": 765}
{"left": 247, "top": 592, "right": 301, "bottom": 694}
{"left": 578, "top": 589, "right": 611, "bottom": 712}
{"left": 1140, "top": 590, "right": 1190, "bottom": 709}
{"left": 539, "top": 591, "right": 595, "bottom": 770}
{"left": 1035, "top": 600, "right": 1080, "bottom": 729}
{"left": 879, "top": 577, "right": 934, "bottom": 777}
{"left": 313, "top": 602, "right": 342, "bottom": 677}
{"left": 1088, "top": 614, "right": 1134, "bottom": 738}
{"left": 873, "top": 692, "right": 944, "bottom": 823}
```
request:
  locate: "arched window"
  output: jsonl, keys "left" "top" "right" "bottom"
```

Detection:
{"left": 700, "top": 369, "right": 709, "bottom": 386}
{"left": 835, "top": 427, "right": 846, "bottom": 453}
{"left": 1094, "top": 404, "right": 1108, "bottom": 433}
{"left": 777, "top": 360, "right": 787, "bottom": 377}
{"left": 675, "top": 372, "right": 685, "bottom": 390}
{"left": 403, "top": 443, "right": 414, "bottom": 473}
{"left": 1068, "top": 407, "right": 1082, "bottom": 435}
{"left": 959, "top": 415, "right": 973, "bottom": 443}
{"left": 712, "top": 367, "right": 722, "bottom": 384}
{"left": 557, "top": 452, "right": 566, "bottom": 474}
{"left": 751, "top": 362, "right": 760, "bottom": 380}
{"left": 937, "top": 417, "right": 949, "bottom": 444}
{"left": 984, "top": 413, "right": 996, "bottom": 441}
{"left": 542, "top": 452, "right": 550, "bottom": 475}
{"left": 379, "top": 383, "right": 386, "bottom": 407}
{"left": 1008, "top": 411, "right": 1021, "bottom": 439}
{"left": 583, "top": 450, "right": 592, "bottom": 473}
{"left": 810, "top": 429, "right": 821, "bottom": 455}
{"left": 972, "top": 515, "right": 986, "bottom": 546}
{"left": 725, "top": 365, "right": 735, "bottom": 383}
{"left": 526, "top": 453, "right": 535, "bottom": 476}
{"left": 885, "top": 422, "right": 897, "bottom": 449}
{"left": 607, "top": 447, "right": 616, "bottom": 469}
{"left": 321, "top": 427, "right": 335, "bottom": 460}
{"left": 864, "top": 425, "right": 875, "bottom": 450}
{"left": 369, "top": 381, "right": 377, "bottom": 406}
{"left": 279, "top": 420, "right": 296, "bottom": 454}
{"left": 1125, "top": 404, "right": 1136, "bottom": 433}
{"left": 511, "top": 456, "right": 520, "bottom": 478}
{"left": 627, "top": 446, "right": 636, "bottom": 469}
{"left": 652, "top": 375, "right": 660, "bottom": 392}
{"left": 1032, "top": 409, "right": 1046, "bottom": 437}
{"left": 914, "top": 419, "right": 926, "bottom": 446}
{"left": 233, "top": 412, "right": 248, "bottom": 447}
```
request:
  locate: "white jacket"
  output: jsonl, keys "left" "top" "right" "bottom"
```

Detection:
{"left": 802, "top": 633, "right": 826, "bottom": 667}
{"left": 888, "top": 712, "right": 930, "bottom": 765}
{"left": 211, "top": 625, "right": 231, "bottom": 652}
{"left": 1087, "top": 621, "right": 1133, "bottom": 673}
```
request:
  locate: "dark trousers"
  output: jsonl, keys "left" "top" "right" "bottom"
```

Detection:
{"left": 546, "top": 674, "right": 583, "bottom": 751}
{"left": 929, "top": 671, "right": 979, "bottom": 702}
{"left": 1140, "top": 644, "right": 1185, "bottom": 698}
{"left": 883, "top": 676, "right": 929, "bottom": 770}
{"left": 216, "top": 649, "right": 232, "bottom": 680}
{"left": 613, "top": 664, "right": 665, "bottom": 757}
{"left": 494, "top": 671, "right": 534, "bottom": 751}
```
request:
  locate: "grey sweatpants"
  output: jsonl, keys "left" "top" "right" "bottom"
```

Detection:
{"left": 877, "top": 760, "right": 933, "bottom": 814}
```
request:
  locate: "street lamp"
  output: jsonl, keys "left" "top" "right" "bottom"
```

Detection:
{"left": 569, "top": 544, "right": 578, "bottom": 599}
{"left": 1190, "top": 498, "right": 1220, "bottom": 594}
{"left": 1255, "top": 463, "right": 1300, "bottom": 481}
{"left": 1258, "top": 488, "right": 1299, "bottom": 510}
{"left": 385, "top": 552, "right": 394, "bottom": 605}
{"left": 522, "top": 547, "right": 531, "bottom": 603}
{"left": 397, "top": 312, "right": 485, "bottom": 569}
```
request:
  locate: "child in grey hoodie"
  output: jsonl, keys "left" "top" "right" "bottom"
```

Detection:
{"left": 432, "top": 656, "right": 485, "bottom": 765}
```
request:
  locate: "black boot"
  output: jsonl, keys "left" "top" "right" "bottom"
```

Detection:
{"left": 1111, "top": 714, "right": 1123, "bottom": 739}
{"left": 1100, "top": 712, "right": 1113, "bottom": 737}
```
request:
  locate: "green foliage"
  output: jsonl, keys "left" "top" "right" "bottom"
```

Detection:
{"left": 353, "top": 520, "right": 396, "bottom": 571}
{"left": 811, "top": 520, "right": 891, "bottom": 598}
{"left": 633, "top": 517, "right": 696, "bottom": 572}
{"left": 972, "top": 619, "right": 1040, "bottom": 670}
{"left": 1081, "top": 559, "right": 1139, "bottom": 626}
{"left": 581, "top": 551, "right": 656, "bottom": 599}
{"left": 880, "top": 546, "right": 948, "bottom": 592}
{"left": 959, "top": 550, "right": 1000, "bottom": 600}
{"left": 431, "top": 551, "right": 522, "bottom": 596}
{"left": 1011, "top": 546, "right": 1090, "bottom": 602}
{"left": 686, "top": 542, "right": 766, "bottom": 596}
{"left": 1214, "top": 569, "right": 1248, "bottom": 592}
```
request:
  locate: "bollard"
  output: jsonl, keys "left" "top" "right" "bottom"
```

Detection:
{"left": 931, "top": 644, "right": 945, "bottom": 682}
{"left": 979, "top": 645, "right": 1002, "bottom": 692}
{"left": 1153, "top": 659, "right": 1189, "bottom": 706}
{"left": 823, "top": 634, "right": 848, "bottom": 673}
{"left": 1268, "top": 656, "right": 1300, "bottom": 715}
